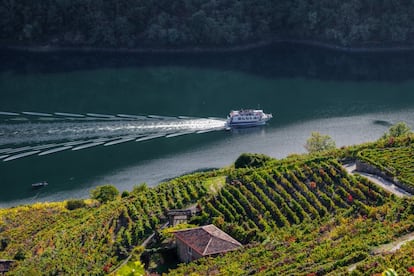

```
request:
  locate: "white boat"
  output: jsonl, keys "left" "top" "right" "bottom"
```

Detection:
{"left": 32, "top": 181, "right": 48, "bottom": 188}
{"left": 226, "top": 109, "right": 272, "bottom": 128}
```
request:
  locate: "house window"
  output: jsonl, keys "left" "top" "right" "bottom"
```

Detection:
{"left": 188, "top": 246, "right": 192, "bottom": 255}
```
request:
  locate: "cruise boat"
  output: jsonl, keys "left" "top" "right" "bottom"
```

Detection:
{"left": 226, "top": 109, "right": 272, "bottom": 128}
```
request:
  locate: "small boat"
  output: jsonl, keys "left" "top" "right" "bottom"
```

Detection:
{"left": 226, "top": 109, "right": 272, "bottom": 128}
{"left": 32, "top": 181, "right": 48, "bottom": 188}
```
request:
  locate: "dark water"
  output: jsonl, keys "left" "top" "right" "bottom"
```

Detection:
{"left": 1, "top": 43, "right": 414, "bottom": 207}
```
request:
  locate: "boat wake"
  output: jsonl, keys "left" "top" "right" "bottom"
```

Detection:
{"left": 0, "top": 111, "right": 226, "bottom": 162}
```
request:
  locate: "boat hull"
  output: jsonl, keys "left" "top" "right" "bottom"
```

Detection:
{"left": 227, "top": 120, "right": 268, "bottom": 128}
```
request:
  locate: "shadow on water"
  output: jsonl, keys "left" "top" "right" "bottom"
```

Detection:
{"left": 2, "top": 42, "right": 414, "bottom": 82}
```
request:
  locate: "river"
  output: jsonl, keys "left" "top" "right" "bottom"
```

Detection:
{"left": 1, "top": 43, "right": 414, "bottom": 207}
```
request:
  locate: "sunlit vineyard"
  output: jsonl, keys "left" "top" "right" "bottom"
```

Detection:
{"left": 2, "top": 136, "right": 414, "bottom": 275}
{"left": 358, "top": 143, "right": 414, "bottom": 188}
{"left": 196, "top": 159, "right": 390, "bottom": 243}
{"left": 169, "top": 197, "right": 414, "bottom": 276}
{"left": 0, "top": 171, "right": 223, "bottom": 274}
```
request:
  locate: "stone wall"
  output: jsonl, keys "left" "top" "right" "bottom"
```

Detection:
{"left": 356, "top": 159, "right": 414, "bottom": 195}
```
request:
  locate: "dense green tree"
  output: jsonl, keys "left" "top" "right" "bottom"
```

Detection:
{"left": 234, "top": 153, "right": 272, "bottom": 168}
{"left": 90, "top": 185, "right": 119, "bottom": 203}
{"left": 2, "top": 0, "right": 414, "bottom": 48}
{"left": 381, "top": 122, "right": 412, "bottom": 139}
{"left": 305, "top": 132, "right": 336, "bottom": 153}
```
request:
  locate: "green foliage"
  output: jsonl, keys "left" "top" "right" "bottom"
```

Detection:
{"left": 2, "top": 138, "right": 414, "bottom": 275}
{"left": 14, "top": 247, "right": 26, "bottom": 260}
{"left": 0, "top": 171, "right": 222, "bottom": 274}
{"left": 3, "top": 1, "right": 414, "bottom": 48}
{"left": 90, "top": 185, "right": 120, "bottom": 203}
{"left": 305, "top": 131, "right": 336, "bottom": 153}
{"left": 381, "top": 122, "right": 412, "bottom": 139}
{"left": 160, "top": 224, "right": 197, "bottom": 241}
{"left": 132, "top": 183, "right": 148, "bottom": 195}
{"left": 167, "top": 198, "right": 414, "bottom": 275}
{"left": 234, "top": 153, "right": 273, "bottom": 168}
{"left": 200, "top": 158, "right": 390, "bottom": 242}
{"left": 65, "top": 199, "right": 87, "bottom": 210}
{"left": 116, "top": 260, "right": 145, "bottom": 276}
{"left": 358, "top": 139, "right": 414, "bottom": 188}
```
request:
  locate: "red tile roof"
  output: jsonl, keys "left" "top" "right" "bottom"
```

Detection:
{"left": 173, "top": 224, "right": 242, "bottom": 256}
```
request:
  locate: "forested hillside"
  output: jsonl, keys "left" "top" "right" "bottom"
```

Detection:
{"left": 1, "top": 0, "right": 414, "bottom": 49}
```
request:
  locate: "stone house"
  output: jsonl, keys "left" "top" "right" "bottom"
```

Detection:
{"left": 173, "top": 224, "right": 242, "bottom": 263}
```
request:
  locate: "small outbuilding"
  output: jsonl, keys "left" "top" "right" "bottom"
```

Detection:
{"left": 173, "top": 224, "right": 242, "bottom": 263}
{"left": 167, "top": 205, "right": 200, "bottom": 226}
{"left": 0, "top": 259, "right": 14, "bottom": 274}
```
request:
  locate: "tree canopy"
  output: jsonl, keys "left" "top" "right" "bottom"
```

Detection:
{"left": 234, "top": 153, "right": 272, "bottom": 168}
{"left": 90, "top": 185, "right": 119, "bottom": 204}
{"left": 381, "top": 122, "right": 412, "bottom": 139}
{"left": 2, "top": 0, "right": 414, "bottom": 49}
{"left": 305, "top": 132, "right": 336, "bottom": 153}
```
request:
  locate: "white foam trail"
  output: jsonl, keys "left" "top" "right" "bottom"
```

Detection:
{"left": 147, "top": 115, "right": 175, "bottom": 120}
{"left": 5, "top": 146, "right": 32, "bottom": 154}
{"left": 166, "top": 131, "right": 195, "bottom": 138}
{"left": 86, "top": 113, "right": 116, "bottom": 118}
{"left": 91, "top": 138, "right": 113, "bottom": 143}
{"left": 3, "top": 150, "right": 41, "bottom": 161}
{"left": 0, "top": 148, "right": 12, "bottom": 154}
{"left": 104, "top": 137, "right": 136, "bottom": 146}
{"left": 10, "top": 118, "right": 28, "bottom": 121}
{"left": 117, "top": 114, "right": 147, "bottom": 120}
{"left": 72, "top": 142, "right": 105, "bottom": 151}
{"left": 32, "top": 144, "right": 60, "bottom": 150}
{"left": 22, "top": 111, "right": 53, "bottom": 117}
{"left": 39, "top": 117, "right": 60, "bottom": 121}
{"left": 0, "top": 111, "right": 19, "bottom": 116}
{"left": 39, "top": 146, "right": 73, "bottom": 156}
{"left": 63, "top": 140, "right": 92, "bottom": 146}
{"left": 55, "top": 112, "right": 85, "bottom": 118}
{"left": 196, "top": 128, "right": 223, "bottom": 134}
{"left": 136, "top": 134, "right": 166, "bottom": 142}
{"left": 0, "top": 155, "right": 9, "bottom": 160}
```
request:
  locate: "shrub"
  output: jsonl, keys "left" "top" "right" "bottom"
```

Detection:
{"left": 381, "top": 122, "right": 412, "bottom": 139}
{"left": 234, "top": 153, "right": 272, "bottom": 168}
{"left": 66, "top": 199, "right": 87, "bottom": 210}
{"left": 14, "top": 248, "right": 26, "bottom": 260}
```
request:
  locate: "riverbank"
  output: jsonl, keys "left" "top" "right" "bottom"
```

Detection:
{"left": 3, "top": 38, "right": 414, "bottom": 54}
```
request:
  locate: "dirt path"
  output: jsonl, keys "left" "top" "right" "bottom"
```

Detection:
{"left": 371, "top": 232, "right": 414, "bottom": 255}
{"left": 343, "top": 162, "right": 414, "bottom": 272}
{"left": 342, "top": 162, "right": 412, "bottom": 198}
{"left": 348, "top": 232, "right": 414, "bottom": 272}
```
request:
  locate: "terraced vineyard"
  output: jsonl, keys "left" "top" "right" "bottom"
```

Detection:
{"left": 196, "top": 159, "right": 390, "bottom": 243}
{"left": 0, "top": 171, "right": 222, "bottom": 274}
{"left": 2, "top": 136, "right": 414, "bottom": 275}
{"left": 169, "top": 196, "right": 414, "bottom": 275}
{"left": 358, "top": 144, "right": 414, "bottom": 188}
